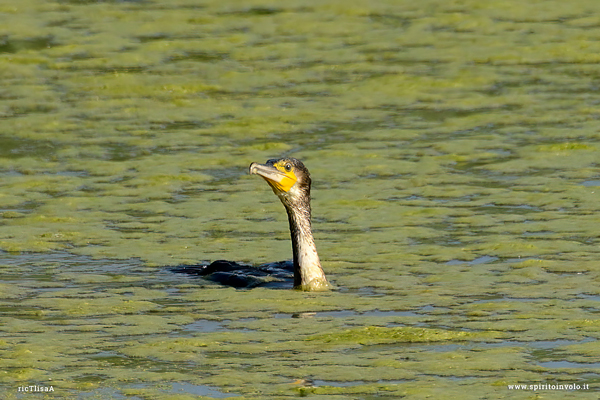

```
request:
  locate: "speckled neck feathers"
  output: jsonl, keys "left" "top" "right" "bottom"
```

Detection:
{"left": 249, "top": 157, "right": 330, "bottom": 291}
{"left": 284, "top": 200, "right": 328, "bottom": 290}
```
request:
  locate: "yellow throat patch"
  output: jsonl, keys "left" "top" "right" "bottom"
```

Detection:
{"left": 270, "top": 161, "right": 297, "bottom": 192}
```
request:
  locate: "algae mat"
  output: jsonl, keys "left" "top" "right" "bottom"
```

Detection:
{"left": 1, "top": 0, "right": 600, "bottom": 398}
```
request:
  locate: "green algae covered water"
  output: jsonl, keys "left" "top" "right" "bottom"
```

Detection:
{"left": 1, "top": 0, "right": 600, "bottom": 398}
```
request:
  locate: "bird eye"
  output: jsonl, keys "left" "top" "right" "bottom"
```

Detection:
{"left": 284, "top": 163, "right": 292, "bottom": 172}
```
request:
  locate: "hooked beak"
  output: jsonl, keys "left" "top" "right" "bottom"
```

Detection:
{"left": 249, "top": 162, "right": 296, "bottom": 192}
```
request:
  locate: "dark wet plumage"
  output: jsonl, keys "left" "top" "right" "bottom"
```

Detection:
{"left": 171, "top": 260, "right": 294, "bottom": 289}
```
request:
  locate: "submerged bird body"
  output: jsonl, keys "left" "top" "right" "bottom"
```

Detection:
{"left": 172, "top": 259, "right": 294, "bottom": 289}
{"left": 174, "top": 158, "right": 330, "bottom": 291}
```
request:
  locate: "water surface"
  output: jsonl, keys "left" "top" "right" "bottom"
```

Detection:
{"left": 1, "top": 0, "right": 600, "bottom": 398}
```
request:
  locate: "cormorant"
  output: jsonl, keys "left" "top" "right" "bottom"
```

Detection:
{"left": 173, "top": 158, "right": 330, "bottom": 291}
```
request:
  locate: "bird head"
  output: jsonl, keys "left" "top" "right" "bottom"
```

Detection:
{"left": 249, "top": 158, "right": 311, "bottom": 209}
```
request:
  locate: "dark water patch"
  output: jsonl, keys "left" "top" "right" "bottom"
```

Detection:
{"left": 522, "top": 230, "right": 555, "bottom": 237}
{"left": 575, "top": 294, "right": 600, "bottom": 302}
{"left": 78, "top": 387, "right": 134, "bottom": 399}
{"left": 90, "top": 351, "right": 138, "bottom": 367}
{"left": 426, "top": 343, "right": 474, "bottom": 353}
{"left": 0, "top": 200, "right": 43, "bottom": 215}
{"left": 273, "top": 308, "right": 425, "bottom": 320}
{"left": 0, "top": 251, "right": 165, "bottom": 285}
{"left": 356, "top": 286, "right": 387, "bottom": 297}
{"left": 460, "top": 295, "right": 546, "bottom": 304}
{"left": 1, "top": 251, "right": 102, "bottom": 268}
{"left": 426, "top": 338, "right": 594, "bottom": 354}
{"left": 136, "top": 33, "right": 170, "bottom": 43}
{"left": 401, "top": 107, "right": 516, "bottom": 123}
{"left": 167, "top": 51, "right": 228, "bottom": 63}
{"left": 363, "top": 309, "right": 421, "bottom": 318}
{"left": 203, "top": 228, "right": 268, "bottom": 239}
{"left": 46, "top": 17, "right": 76, "bottom": 28}
{"left": 581, "top": 180, "right": 600, "bottom": 187}
{"left": 469, "top": 255, "right": 499, "bottom": 265}
{"left": 203, "top": 167, "right": 246, "bottom": 183}
{"left": 149, "top": 119, "right": 214, "bottom": 131}
{"left": 166, "top": 187, "right": 204, "bottom": 203}
{"left": 170, "top": 382, "right": 240, "bottom": 398}
{"left": 538, "top": 360, "right": 600, "bottom": 369}
{"left": 103, "top": 143, "right": 145, "bottom": 161}
{"left": 288, "top": 119, "right": 393, "bottom": 147}
{"left": 221, "top": 6, "right": 285, "bottom": 16}
{"left": 105, "top": 382, "right": 240, "bottom": 398}
{"left": 6, "top": 103, "right": 57, "bottom": 117}
{"left": 88, "top": 350, "right": 199, "bottom": 374}
{"left": 282, "top": 310, "right": 357, "bottom": 319}
{"left": 105, "top": 222, "right": 155, "bottom": 234}
{"left": 504, "top": 256, "right": 541, "bottom": 263}
{"left": 481, "top": 77, "right": 551, "bottom": 95}
{"left": 75, "top": 373, "right": 110, "bottom": 383}
{"left": 57, "top": 51, "right": 94, "bottom": 65}
{"left": 368, "top": 14, "right": 413, "bottom": 29}
{"left": 527, "top": 339, "right": 596, "bottom": 349}
{"left": 180, "top": 319, "right": 238, "bottom": 333}
{"left": 0, "top": 137, "right": 57, "bottom": 159}
{"left": 0, "top": 36, "right": 56, "bottom": 53}
{"left": 338, "top": 286, "right": 388, "bottom": 297}
{"left": 445, "top": 255, "right": 500, "bottom": 266}
{"left": 550, "top": 271, "right": 588, "bottom": 278}
{"left": 54, "top": 170, "right": 89, "bottom": 178}
{"left": 61, "top": 65, "right": 147, "bottom": 74}
{"left": 418, "top": 305, "right": 443, "bottom": 313}
{"left": 453, "top": 156, "right": 519, "bottom": 172}
{"left": 122, "top": 209, "right": 167, "bottom": 218}
{"left": 390, "top": 194, "right": 460, "bottom": 204}
{"left": 472, "top": 203, "right": 543, "bottom": 215}
{"left": 311, "top": 379, "right": 407, "bottom": 388}
{"left": 303, "top": 68, "right": 394, "bottom": 86}
{"left": 312, "top": 379, "right": 365, "bottom": 387}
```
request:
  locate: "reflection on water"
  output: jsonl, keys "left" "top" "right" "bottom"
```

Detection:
{"left": 537, "top": 361, "right": 600, "bottom": 369}
{"left": 581, "top": 180, "right": 600, "bottom": 187}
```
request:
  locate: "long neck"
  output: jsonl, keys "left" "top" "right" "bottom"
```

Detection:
{"left": 285, "top": 203, "right": 329, "bottom": 291}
